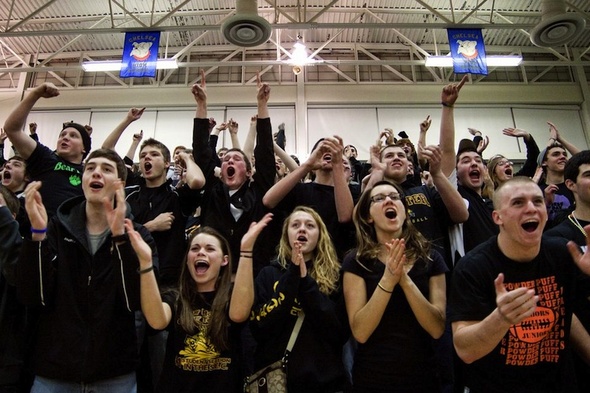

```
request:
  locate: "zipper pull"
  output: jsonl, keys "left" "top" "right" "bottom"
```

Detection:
{"left": 88, "top": 275, "right": 92, "bottom": 286}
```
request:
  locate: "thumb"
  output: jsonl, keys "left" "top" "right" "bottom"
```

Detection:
{"left": 494, "top": 273, "right": 507, "bottom": 297}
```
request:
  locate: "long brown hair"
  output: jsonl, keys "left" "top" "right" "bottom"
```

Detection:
{"left": 176, "top": 227, "right": 233, "bottom": 351}
{"left": 353, "top": 180, "right": 431, "bottom": 265}
{"left": 277, "top": 206, "right": 340, "bottom": 295}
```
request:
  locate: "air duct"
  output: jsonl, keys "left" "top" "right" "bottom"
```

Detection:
{"left": 530, "top": 0, "right": 586, "bottom": 47}
{"left": 221, "top": 0, "right": 272, "bottom": 47}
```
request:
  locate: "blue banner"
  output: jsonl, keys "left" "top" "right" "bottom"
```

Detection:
{"left": 120, "top": 32, "right": 160, "bottom": 78}
{"left": 447, "top": 29, "right": 488, "bottom": 75}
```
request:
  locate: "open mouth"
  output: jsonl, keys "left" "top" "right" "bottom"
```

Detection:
{"left": 227, "top": 166, "right": 235, "bottom": 177}
{"left": 469, "top": 169, "right": 480, "bottom": 181}
{"left": 297, "top": 235, "right": 307, "bottom": 243}
{"left": 144, "top": 162, "right": 152, "bottom": 172}
{"left": 89, "top": 181, "right": 103, "bottom": 190}
{"left": 521, "top": 220, "right": 539, "bottom": 232}
{"left": 194, "top": 260, "right": 210, "bottom": 274}
{"left": 385, "top": 208, "right": 397, "bottom": 219}
{"left": 3, "top": 171, "right": 11, "bottom": 180}
{"left": 323, "top": 154, "right": 332, "bottom": 162}
{"left": 505, "top": 168, "right": 513, "bottom": 176}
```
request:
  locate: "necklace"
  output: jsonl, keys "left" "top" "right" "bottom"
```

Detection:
{"left": 568, "top": 212, "right": 587, "bottom": 238}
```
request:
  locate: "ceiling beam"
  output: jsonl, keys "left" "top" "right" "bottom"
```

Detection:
{"left": 0, "top": 22, "right": 545, "bottom": 39}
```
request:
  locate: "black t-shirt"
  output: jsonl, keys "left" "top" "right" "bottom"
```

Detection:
{"left": 458, "top": 185, "right": 498, "bottom": 254}
{"left": 402, "top": 183, "right": 454, "bottom": 267}
{"left": 449, "top": 236, "right": 579, "bottom": 393}
{"left": 156, "top": 291, "right": 244, "bottom": 393}
{"left": 341, "top": 249, "right": 447, "bottom": 391}
{"left": 26, "top": 143, "right": 83, "bottom": 217}
{"left": 276, "top": 182, "right": 355, "bottom": 258}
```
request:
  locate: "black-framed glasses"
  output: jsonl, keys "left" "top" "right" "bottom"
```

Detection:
{"left": 370, "top": 193, "right": 402, "bottom": 204}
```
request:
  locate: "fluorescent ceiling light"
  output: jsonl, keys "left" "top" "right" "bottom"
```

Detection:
{"left": 425, "top": 55, "right": 523, "bottom": 67}
{"left": 82, "top": 61, "right": 122, "bottom": 72}
{"left": 282, "top": 41, "right": 322, "bottom": 66}
{"left": 82, "top": 58, "right": 178, "bottom": 72}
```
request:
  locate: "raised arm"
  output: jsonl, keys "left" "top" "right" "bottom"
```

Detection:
{"left": 177, "top": 151, "right": 205, "bottom": 190}
{"left": 125, "top": 130, "right": 143, "bottom": 162}
{"left": 229, "top": 213, "right": 273, "bottom": 323}
{"left": 256, "top": 72, "right": 270, "bottom": 119}
{"left": 273, "top": 141, "right": 299, "bottom": 172}
{"left": 23, "top": 181, "right": 48, "bottom": 241}
{"left": 4, "top": 83, "right": 60, "bottom": 159}
{"left": 452, "top": 273, "right": 537, "bottom": 364}
{"left": 125, "top": 219, "right": 171, "bottom": 330}
{"left": 228, "top": 119, "right": 242, "bottom": 151}
{"left": 417, "top": 115, "right": 431, "bottom": 169}
{"left": 242, "top": 116, "right": 257, "bottom": 159}
{"left": 194, "top": 70, "right": 207, "bottom": 119}
{"left": 101, "top": 107, "right": 145, "bottom": 150}
{"left": 503, "top": 127, "right": 540, "bottom": 178}
{"left": 439, "top": 75, "right": 469, "bottom": 177}
{"left": 362, "top": 144, "right": 387, "bottom": 192}
{"left": 421, "top": 144, "right": 468, "bottom": 223}
{"left": 0, "top": 129, "right": 6, "bottom": 168}
{"left": 262, "top": 140, "right": 324, "bottom": 209}
{"left": 549, "top": 121, "right": 581, "bottom": 155}
{"left": 325, "top": 136, "right": 354, "bottom": 223}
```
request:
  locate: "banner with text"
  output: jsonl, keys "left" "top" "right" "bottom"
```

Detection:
{"left": 120, "top": 31, "right": 160, "bottom": 78}
{"left": 447, "top": 29, "right": 488, "bottom": 75}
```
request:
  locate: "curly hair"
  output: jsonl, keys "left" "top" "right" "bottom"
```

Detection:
{"left": 353, "top": 180, "right": 431, "bottom": 265}
{"left": 276, "top": 206, "right": 340, "bottom": 295}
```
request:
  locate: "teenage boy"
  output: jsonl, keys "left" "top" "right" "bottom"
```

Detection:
{"left": 450, "top": 176, "right": 590, "bottom": 393}
{"left": 3, "top": 83, "right": 92, "bottom": 217}
{"left": 17, "top": 149, "right": 157, "bottom": 392}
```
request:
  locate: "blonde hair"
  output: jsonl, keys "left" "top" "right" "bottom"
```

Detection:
{"left": 277, "top": 206, "right": 340, "bottom": 295}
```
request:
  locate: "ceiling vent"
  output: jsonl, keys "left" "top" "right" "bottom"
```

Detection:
{"left": 221, "top": 0, "right": 272, "bottom": 47}
{"left": 530, "top": 0, "right": 586, "bottom": 47}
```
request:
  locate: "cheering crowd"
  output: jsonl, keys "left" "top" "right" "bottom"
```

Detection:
{"left": 1, "top": 71, "right": 590, "bottom": 393}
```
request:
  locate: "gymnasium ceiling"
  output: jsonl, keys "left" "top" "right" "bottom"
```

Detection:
{"left": 0, "top": 0, "right": 589, "bottom": 89}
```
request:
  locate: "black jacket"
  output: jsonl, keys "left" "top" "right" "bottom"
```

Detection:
{"left": 0, "top": 206, "right": 27, "bottom": 385}
{"left": 250, "top": 260, "right": 347, "bottom": 393}
{"left": 192, "top": 117, "right": 276, "bottom": 275}
{"left": 125, "top": 179, "right": 199, "bottom": 287}
{"left": 16, "top": 196, "right": 158, "bottom": 382}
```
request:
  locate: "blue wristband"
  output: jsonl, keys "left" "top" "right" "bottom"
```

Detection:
{"left": 31, "top": 227, "right": 47, "bottom": 234}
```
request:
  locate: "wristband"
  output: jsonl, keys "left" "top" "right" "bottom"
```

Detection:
{"left": 138, "top": 265, "right": 154, "bottom": 275}
{"left": 240, "top": 254, "right": 253, "bottom": 259}
{"left": 441, "top": 102, "right": 454, "bottom": 108}
{"left": 377, "top": 282, "right": 393, "bottom": 294}
{"left": 111, "top": 233, "right": 128, "bottom": 243}
{"left": 31, "top": 227, "right": 47, "bottom": 234}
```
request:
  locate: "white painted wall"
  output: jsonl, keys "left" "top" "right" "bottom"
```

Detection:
{"left": 0, "top": 83, "right": 587, "bottom": 162}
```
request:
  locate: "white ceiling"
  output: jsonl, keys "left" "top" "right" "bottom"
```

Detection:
{"left": 0, "top": 0, "right": 589, "bottom": 89}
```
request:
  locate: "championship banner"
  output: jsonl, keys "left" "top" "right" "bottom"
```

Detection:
{"left": 120, "top": 31, "right": 160, "bottom": 78}
{"left": 447, "top": 29, "right": 488, "bottom": 75}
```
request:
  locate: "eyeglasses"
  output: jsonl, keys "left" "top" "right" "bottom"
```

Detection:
{"left": 497, "top": 160, "right": 514, "bottom": 167}
{"left": 370, "top": 193, "right": 402, "bottom": 204}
